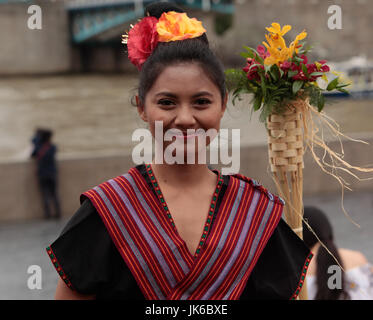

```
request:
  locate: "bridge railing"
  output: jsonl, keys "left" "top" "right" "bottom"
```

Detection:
{"left": 69, "top": 0, "right": 234, "bottom": 43}
{"left": 0, "top": 0, "right": 233, "bottom": 43}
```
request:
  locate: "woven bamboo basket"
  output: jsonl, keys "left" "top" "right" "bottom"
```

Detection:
{"left": 267, "top": 100, "right": 308, "bottom": 300}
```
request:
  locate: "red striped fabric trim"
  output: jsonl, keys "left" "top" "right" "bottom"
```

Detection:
{"left": 186, "top": 182, "right": 277, "bottom": 300}
{"left": 229, "top": 202, "right": 283, "bottom": 299}
{"left": 85, "top": 186, "right": 169, "bottom": 299}
{"left": 166, "top": 177, "right": 244, "bottom": 299}
{"left": 99, "top": 181, "right": 172, "bottom": 293}
{"left": 129, "top": 170, "right": 194, "bottom": 270}
{"left": 85, "top": 188, "right": 160, "bottom": 299}
{"left": 116, "top": 175, "right": 185, "bottom": 282}
{"left": 82, "top": 168, "right": 283, "bottom": 300}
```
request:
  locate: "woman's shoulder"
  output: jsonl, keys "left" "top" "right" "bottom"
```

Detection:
{"left": 228, "top": 172, "right": 285, "bottom": 206}
{"left": 59, "top": 198, "right": 101, "bottom": 237}
{"left": 338, "top": 248, "right": 369, "bottom": 270}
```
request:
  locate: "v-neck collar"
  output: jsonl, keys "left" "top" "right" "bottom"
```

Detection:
{"left": 144, "top": 163, "right": 224, "bottom": 259}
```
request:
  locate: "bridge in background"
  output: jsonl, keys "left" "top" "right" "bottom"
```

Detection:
{"left": 0, "top": 0, "right": 234, "bottom": 43}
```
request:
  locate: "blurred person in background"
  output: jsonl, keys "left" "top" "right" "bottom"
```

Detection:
{"left": 303, "top": 206, "right": 373, "bottom": 299}
{"left": 31, "top": 128, "right": 61, "bottom": 220}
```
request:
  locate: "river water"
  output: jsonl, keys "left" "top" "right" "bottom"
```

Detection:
{"left": 1, "top": 74, "right": 372, "bottom": 163}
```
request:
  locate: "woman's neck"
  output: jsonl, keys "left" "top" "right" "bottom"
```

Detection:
{"left": 149, "top": 161, "right": 216, "bottom": 188}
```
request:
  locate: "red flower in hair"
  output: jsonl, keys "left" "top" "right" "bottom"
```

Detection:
{"left": 127, "top": 16, "right": 159, "bottom": 70}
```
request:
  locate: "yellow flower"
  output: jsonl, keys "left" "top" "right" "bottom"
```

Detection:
{"left": 289, "top": 30, "right": 307, "bottom": 54}
{"left": 315, "top": 61, "right": 323, "bottom": 70}
{"left": 156, "top": 11, "right": 206, "bottom": 42}
{"left": 266, "top": 23, "right": 290, "bottom": 51}
{"left": 264, "top": 33, "right": 286, "bottom": 50}
{"left": 263, "top": 46, "right": 293, "bottom": 66}
{"left": 263, "top": 35, "right": 293, "bottom": 65}
{"left": 262, "top": 23, "right": 307, "bottom": 66}
{"left": 266, "top": 22, "right": 291, "bottom": 37}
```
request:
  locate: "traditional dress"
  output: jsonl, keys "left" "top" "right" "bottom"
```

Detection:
{"left": 46, "top": 164, "right": 312, "bottom": 299}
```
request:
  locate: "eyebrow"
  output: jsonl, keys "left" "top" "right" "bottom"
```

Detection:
{"left": 154, "top": 91, "right": 214, "bottom": 98}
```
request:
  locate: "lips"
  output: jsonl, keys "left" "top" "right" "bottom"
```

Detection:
{"left": 167, "top": 129, "right": 200, "bottom": 138}
{"left": 176, "top": 133, "right": 199, "bottom": 140}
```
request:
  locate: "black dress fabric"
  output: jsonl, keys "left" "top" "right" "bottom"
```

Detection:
{"left": 47, "top": 164, "right": 311, "bottom": 300}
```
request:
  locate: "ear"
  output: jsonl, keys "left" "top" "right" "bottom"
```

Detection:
{"left": 136, "top": 95, "right": 148, "bottom": 122}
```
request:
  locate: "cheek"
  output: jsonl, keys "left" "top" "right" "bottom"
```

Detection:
{"left": 201, "top": 109, "right": 222, "bottom": 129}
{"left": 144, "top": 108, "right": 171, "bottom": 137}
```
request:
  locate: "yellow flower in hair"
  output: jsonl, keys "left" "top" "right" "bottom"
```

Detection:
{"left": 156, "top": 11, "right": 206, "bottom": 42}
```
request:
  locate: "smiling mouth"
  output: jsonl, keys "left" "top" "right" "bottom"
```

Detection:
{"left": 175, "top": 133, "right": 199, "bottom": 139}
{"left": 167, "top": 129, "right": 201, "bottom": 139}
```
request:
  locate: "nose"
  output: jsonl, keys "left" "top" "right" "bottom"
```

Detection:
{"left": 174, "top": 104, "right": 197, "bottom": 129}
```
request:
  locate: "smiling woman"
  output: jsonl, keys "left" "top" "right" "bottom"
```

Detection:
{"left": 46, "top": 2, "right": 312, "bottom": 300}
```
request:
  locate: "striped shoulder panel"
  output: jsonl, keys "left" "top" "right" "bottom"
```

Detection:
{"left": 231, "top": 173, "right": 286, "bottom": 206}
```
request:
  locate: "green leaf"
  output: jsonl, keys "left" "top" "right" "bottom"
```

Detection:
{"left": 288, "top": 70, "right": 298, "bottom": 78}
{"left": 278, "top": 67, "right": 284, "bottom": 78}
{"left": 301, "top": 64, "right": 309, "bottom": 77}
{"left": 336, "top": 83, "right": 350, "bottom": 89}
{"left": 243, "top": 46, "right": 255, "bottom": 53}
{"left": 269, "top": 64, "right": 281, "bottom": 82}
{"left": 260, "top": 74, "right": 267, "bottom": 98}
{"left": 225, "top": 69, "right": 248, "bottom": 90}
{"left": 292, "top": 80, "right": 303, "bottom": 95}
{"left": 249, "top": 48, "right": 264, "bottom": 65}
{"left": 264, "top": 64, "right": 271, "bottom": 74}
{"left": 326, "top": 77, "right": 339, "bottom": 91}
{"left": 297, "top": 43, "right": 313, "bottom": 55}
{"left": 242, "top": 47, "right": 255, "bottom": 58}
{"left": 248, "top": 63, "right": 261, "bottom": 71}
{"left": 317, "top": 92, "right": 325, "bottom": 112}
{"left": 293, "top": 56, "right": 304, "bottom": 63}
{"left": 309, "top": 72, "right": 324, "bottom": 77}
{"left": 240, "top": 52, "right": 252, "bottom": 59}
{"left": 337, "top": 88, "right": 349, "bottom": 94}
{"left": 253, "top": 94, "right": 262, "bottom": 111}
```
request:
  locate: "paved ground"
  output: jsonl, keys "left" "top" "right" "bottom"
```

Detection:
{"left": 0, "top": 190, "right": 372, "bottom": 300}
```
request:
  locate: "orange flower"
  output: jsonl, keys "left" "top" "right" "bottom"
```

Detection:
{"left": 266, "top": 22, "right": 292, "bottom": 37}
{"left": 289, "top": 30, "right": 307, "bottom": 54}
{"left": 156, "top": 11, "right": 206, "bottom": 42}
{"left": 262, "top": 23, "right": 307, "bottom": 66}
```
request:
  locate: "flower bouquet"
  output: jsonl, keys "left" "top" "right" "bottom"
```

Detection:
{"left": 225, "top": 22, "right": 373, "bottom": 300}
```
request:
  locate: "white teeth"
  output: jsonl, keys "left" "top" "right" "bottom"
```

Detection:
{"left": 167, "top": 129, "right": 198, "bottom": 135}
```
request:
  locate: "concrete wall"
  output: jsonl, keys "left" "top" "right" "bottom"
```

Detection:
{"left": 1, "top": 137, "right": 372, "bottom": 223}
{"left": 0, "top": 1, "right": 70, "bottom": 75}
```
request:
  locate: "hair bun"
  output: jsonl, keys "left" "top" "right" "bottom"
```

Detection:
{"left": 145, "top": 2, "right": 185, "bottom": 19}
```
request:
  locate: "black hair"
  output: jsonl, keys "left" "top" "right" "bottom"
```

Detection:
{"left": 42, "top": 130, "right": 53, "bottom": 143}
{"left": 302, "top": 206, "right": 350, "bottom": 300}
{"left": 134, "top": 2, "right": 226, "bottom": 106}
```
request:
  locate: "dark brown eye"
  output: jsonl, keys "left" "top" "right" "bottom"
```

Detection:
{"left": 195, "top": 98, "right": 211, "bottom": 106}
{"left": 157, "top": 99, "right": 175, "bottom": 106}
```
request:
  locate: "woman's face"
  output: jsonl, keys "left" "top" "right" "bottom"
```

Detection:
{"left": 137, "top": 62, "right": 227, "bottom": 162}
